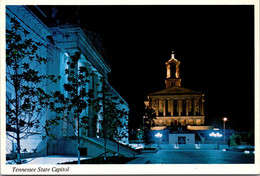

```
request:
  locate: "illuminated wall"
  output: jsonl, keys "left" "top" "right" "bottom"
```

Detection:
{"left": 6, "top": 5, "right": 129, "bottom": 156}
{"left": 6, "top": 5, "right": 53, "bottom": 156}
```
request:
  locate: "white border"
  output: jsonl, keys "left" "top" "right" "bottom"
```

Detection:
{"left": 0, "top": 0, "right": 259, "bottom": 175}
{"left": 0, "top": 0, "right": 259, "bottom": 5}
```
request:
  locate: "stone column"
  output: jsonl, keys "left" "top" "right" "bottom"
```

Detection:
{"left": 188, "top": 99, "right": 191, "bottom": 115}
{"left": 167, "top": 99, "right": 172, "bottom": 116}
{"left": 92, "top": 71, "right": 98, "bottom": 98}
{"left": 193, "top": 99, "right": 196, "bottom": 116}
{"left": 198, "top": 99, "right": 200, "bottom": 115}
{"left": 149, "top": 99, "right": 152, "bottom": 109}
{"left": 156, "top": 99, "right": 159, "bottom": 116}
{"left": 201, "top": 98, "right": 205, "bottom": 116}
{"left": 163, "top": 99, "right": 166, "bottom": 116}
{"left": 166, "top": 64, "right": 171, "bottom": 78}
{"left": 159, "top": 99, "right": 163, "bottom": 116}
{"left": 196, "top": 99, "right": 200, "bottom": 115}
{"left": 186, "top": 99, "right": 189, "bottom": 116}
{"left": 178, "top": 99, "right": 182, "bottom": 116}
{"left": 152, "top": 100, "right": 156, "bottom": 111}
{"left": 170, "top": 99, "right": 174, "bottom": 116}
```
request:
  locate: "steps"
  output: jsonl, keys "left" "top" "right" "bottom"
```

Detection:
{"left": 86, "top": 137, "right": 139, "bottom": 157}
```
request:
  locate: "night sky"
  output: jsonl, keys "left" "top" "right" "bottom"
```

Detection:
{"left": 40, "top": 5, "right": 255, "bottom": 131}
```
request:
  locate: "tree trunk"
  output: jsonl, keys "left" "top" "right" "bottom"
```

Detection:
{"left": 78, "top": 145, "right": 80, "bottom": 164}
{"left": 102, "top": 80, "right": 107, "bottom": 161}
{"left": 77, "top": 116, "right": 80, "bottom": 164}
{"left": 104, "top": 133, "right": 107, "bottom": 161}
{"left": 14, "top": 63, "right": 21, "bottom": 164}
{"left": 15, "top": 101, "right": 21, "bottom": 164}
{"left": 104, "top": 115, "right": 107, "bottom": 161}
{"left": 16, "top": 127, "right": 21, "bottom": 164}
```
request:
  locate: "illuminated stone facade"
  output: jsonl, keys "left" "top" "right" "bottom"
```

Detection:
{"left": 146, "top": 52, "right": 205, "bottom": 130}
{"left": 6, "top": 6, "right": 129, "bottom": 157}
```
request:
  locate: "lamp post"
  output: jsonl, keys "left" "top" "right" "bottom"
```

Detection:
{"left": 143, "top": 116, "right": 146, "bottom": 129}
{"left": 223, "top": 117, "right": 228, "bottom": 145}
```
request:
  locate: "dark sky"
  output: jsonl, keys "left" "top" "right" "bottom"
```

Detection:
{"left": 41, "top": 5, "right": 255, "bottom": 131}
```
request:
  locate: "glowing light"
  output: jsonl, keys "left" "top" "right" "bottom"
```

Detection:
{"left": 155, "top": 132, "right": 163, "bottom": 138}
{"left": 209, "top": 132, "right": 223, "bottom": 137}
{"left": 223, "top": 117, "right": 228, "bottom": 121}
{"left": 129, "top": 143, "right": 144, "bottom": 149}
{"left": 65, "top": 53, "right": 69, "bottom": 57}
{"left": 244, "top": 150, "right": 250, "bottom": 154}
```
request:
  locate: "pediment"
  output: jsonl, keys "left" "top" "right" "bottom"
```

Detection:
{"left": 148, "top": 87, "right": 203, "bottom": 96}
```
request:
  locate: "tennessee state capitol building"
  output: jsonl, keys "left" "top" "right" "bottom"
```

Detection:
{"left": 145, "top": 52, "right": 205, "bottom": 131}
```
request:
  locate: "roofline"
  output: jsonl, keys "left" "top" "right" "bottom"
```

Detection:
{"left": 147, "top": 86, "right": 204, "bottom": 97}
{"left": 106, "top": 82, "right": 129, "bottom": 109}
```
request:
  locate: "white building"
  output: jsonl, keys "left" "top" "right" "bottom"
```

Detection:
{"left": 6, "top": 5, "right": 133, "bottom": 159}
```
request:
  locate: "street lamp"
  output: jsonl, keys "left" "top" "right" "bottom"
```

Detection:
{"left": 223, "top": 117, "right": 228, "bottom": 145}
{"left": 143, "top": 116, "right": 146, "bottom": 129}
{"left": 155, "top": 132, "right": 163, "bottom": 138}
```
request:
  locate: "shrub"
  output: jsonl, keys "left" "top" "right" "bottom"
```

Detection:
{"left": 230, "top": 134, "right": 242, "bottom": 147}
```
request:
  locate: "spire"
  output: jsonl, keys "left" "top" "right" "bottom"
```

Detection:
{"left": 165, "top": 51, "right": 181, "bottom": 88}
{"left": 171, "top": 50, "right": 175, "bottom": 59}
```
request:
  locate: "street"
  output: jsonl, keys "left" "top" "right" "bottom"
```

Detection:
{"left": 138, "top": 149, "right": 254, "bottom": 164}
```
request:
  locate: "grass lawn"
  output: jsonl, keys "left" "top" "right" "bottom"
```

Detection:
{"left": 61, "top": 156, "right": 135, "bottom": 164}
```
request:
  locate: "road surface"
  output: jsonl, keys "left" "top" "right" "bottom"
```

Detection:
{"left": 138, "top": 149, "right": 254, "bottom": 164}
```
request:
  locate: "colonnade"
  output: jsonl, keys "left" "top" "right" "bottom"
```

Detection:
{"left": 149, "top": 97, "right": 204, "bottom": 117}
{"left": 61, "top": 52, "right": 103, "bottom": 137}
